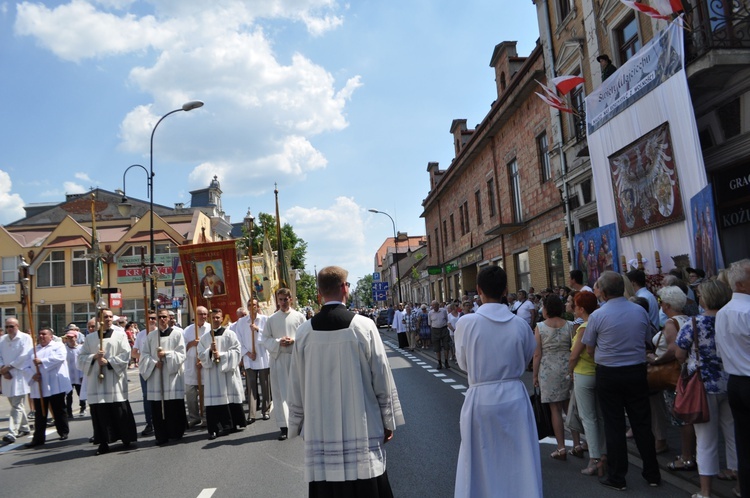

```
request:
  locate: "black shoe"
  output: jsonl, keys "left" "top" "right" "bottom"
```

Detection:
{"left": 445, "top": 362, "right": 451, "bottom": 369}
{"left": 246, "top": 418, "right": 255, "bottom": 425}
{"left": 89, "top": 436, "right": 95, "bottom": 443}
{"left": 208, "top": 433, "right": 217, "bottom": 440}
{"left": 599, "top": 478, "right": 626, "bottom": 491}
{"left": 262, "top": 413, "right": 270, "bottom": 420}
{"left": 59, "top": 434, "right": 69, "bottom": 441}
{"left": 96, "top": 444, "right": 109, "bottom": 455}
{"left": 17, "top": 430, "right": 30, "bottom": 437}
{"left": 25, "top": 439, "right": 44, "bottom": 448}
{"left": 278, "top": 427, "right": 288, "bottom": 441}
{"left": 2, "top": 435, "right": 16, "bottom": 444}
{"left": 141, "top": 424, "right": 154, "bottom": 437}
{"left": 155, "top": 439, "right": 169, "bottom": 446}
{"left": 67, "top": 411, "right": 74, "bottom": 419}
{"left": 436, "top": 362, "right": 443, "bottom": 369}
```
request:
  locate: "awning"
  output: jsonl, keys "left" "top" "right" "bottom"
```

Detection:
{"left": 484, "top": 222, "right": 526, "bottom": 236}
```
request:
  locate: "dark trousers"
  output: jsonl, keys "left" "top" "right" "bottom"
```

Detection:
{"left": 728, "top": 375, "right": 750, "bottom": 498}
{"left": 139, "top": 374, "right": 152, "bottom": 425}
{"left": 596, "top": 363, "right": 660, "bottom": 486}
{"left": 65, "top": 384, "right": 84, "bottom": 416}
{"left": 32, "top": 393, "right": 68, "bottom": 442}
{"left": 150, "top": 399, "right": 187, "bottom": 443}
{"left": 245, "top": 367, "right": 270, "bottom": 420}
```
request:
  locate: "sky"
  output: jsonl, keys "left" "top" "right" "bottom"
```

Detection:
{"left": 0, "top": 0, "right": 539, "bottom": 285}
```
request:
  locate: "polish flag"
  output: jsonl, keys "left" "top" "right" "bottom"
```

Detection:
{"left": 652, "top": 0, "right": 684, "bottom": 15}
{"left": 620, "top": 0, "right": 671, "bottom": 20}
{"left": 550, "top": 75, "right": 585, "bottom": 95}
{"left": 535, "top": 92, "right": 575, "bottom": 114}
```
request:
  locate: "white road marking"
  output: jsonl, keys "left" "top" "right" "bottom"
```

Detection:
{"left": 196, "top": 489, "right": 217, "bottom": 498}
{"left": 433, "top": 373, "right": 446, "bottom": 377}
{"left": 427, "top": 369, "right": 438, "bottom": 373}
{"left": 451, "top": 384, "right": 466, "bottom": 390}
{"left": 441, "top": 378, "right": 455, "bottom": 383}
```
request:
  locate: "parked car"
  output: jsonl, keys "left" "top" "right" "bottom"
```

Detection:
{"left": 376, "top": 309, "right": 390, "bottom": 327}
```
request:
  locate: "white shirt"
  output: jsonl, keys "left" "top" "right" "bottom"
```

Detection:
{"left": 234, "top": 313, "right": 270, "bottom": 370}
{"left": 25, "top": 340, "right": 72, "bottom": 398}
{"left": 182, "top": 322, "right": 210, "bottom": 385}
{"left": 515, "top": 299, "right": 535, "bottom": 326}
{"left": 0, "top": 331, "right": 33, "bottom": 397}
{"left": 716, "top": 292, "right": 750, "bottom": 376}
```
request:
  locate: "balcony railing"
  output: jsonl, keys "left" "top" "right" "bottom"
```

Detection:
{"left": 685, "top": 0, "right": 750, "bottom": 64}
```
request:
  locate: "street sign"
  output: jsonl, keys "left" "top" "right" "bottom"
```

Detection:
{"left": 372, "top": 273, "right": 380, "bottom": 281}
{"left": 371, "top": 281, "right": 389, "bottom": 291}
{"left": 109, "top": 292, "right": 122, "bottom": 308}
{"left": 372, "top": 290, "right": 387, "bottom": 301}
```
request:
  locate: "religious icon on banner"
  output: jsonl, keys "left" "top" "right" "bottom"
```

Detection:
{"left": 690, "top": 185, "right": 724, "bottom": 279}
{"left": 198, "top": 260, "right": 227, "bottom": 296}
{"left": 608, "top": 122, "right": 684, "bottom": 237}
{"left": 574, "top": 223, "right": 620, "bottom": 288}
{"left": 179, "top": 240, "right": 241, "bottom": 318}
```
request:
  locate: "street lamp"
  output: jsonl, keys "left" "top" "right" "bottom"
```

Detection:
{"left": 244, "top": 208, "right": 255, "bottom": 299}
{"left": 117, "top": 100, "right": 204, "bottom": 308}
{"left": 368, "top": 209, "right": 402, "bottom": 305}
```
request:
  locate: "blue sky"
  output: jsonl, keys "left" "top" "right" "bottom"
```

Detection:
{"left": 0, "top": 0, "right": 539, "bottom": 284}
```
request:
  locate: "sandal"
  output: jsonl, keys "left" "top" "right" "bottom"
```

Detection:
{"left": 580, "top": 458, "right": 600, "bottom": 476}
{"left": 667, "top": 456, "right": 696, "bottom": 471}
{"left": 717, "top": 470, "right": 737, "bottom": 481}
{"left": 550, "top": 448, "right": 567, "bottom": 461}
{"left": 570, "top": 445, "right": 585, "bottom": 458}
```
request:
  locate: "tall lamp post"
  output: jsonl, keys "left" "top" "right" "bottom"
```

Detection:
{"left": 244, "top": 208, "right": 255, "bottom": 299}
{"left": 368, "top": 209, "right": 402, "bottom": 305}
{"left": 118, "top": 100, "right": 204, "bottom": 309}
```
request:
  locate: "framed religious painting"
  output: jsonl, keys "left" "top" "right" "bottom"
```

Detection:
{"left": 608, "top": 122, "right": 685, "bottom": 237}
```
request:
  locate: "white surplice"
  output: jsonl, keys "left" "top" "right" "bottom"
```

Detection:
{"left": 78, "top": 329, "right": 131, "bottom": 404}
{"left": 234, "top": 314, "right": 270, "bottom": 370}
{"left": 287, "top": 313, "right": 405, "bottom": 483}
{"left": 0, "top": 331, "right": 33, "bottom": 397}
{"left": 197, "top": 328, "right": 243, "bottom": 406}
{"left": 454, "top": 303, "right": 542, "bottom": 498}
{"left": 263, "top": 309, "right": 306, "bottom": 428}
{"left": 139, "top": 328, "right": 186, "bottom": 401}
{"left": 182, "top": 322, "right": 210, "bottom": 386}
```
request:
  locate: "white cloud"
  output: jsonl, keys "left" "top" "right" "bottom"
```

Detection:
{"left": 285, "top": 196, "right": 371, "bottom": 274}
{"left": 74, "top": 172, "right": 93, "bottom": 182}
{"left": 64, "top": 181, "right": 86, "bottom": 194}
{"left": 0, "top": 170, "right": 26, "bottom": 224}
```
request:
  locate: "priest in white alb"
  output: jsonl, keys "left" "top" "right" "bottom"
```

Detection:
{"left": 139, "top": 310, "right": 187, "bottom": 445}
{"left": 288, "top": 266, "right": 404, "bottom": 498}
{"left": 78, "top": 309, "right": 138, "bottom": 455}
{"left": 183, "top": 306, "right": 210, "bottom": 428}
{"left": 197, "top": 308, "right": 245, "bottom": 440}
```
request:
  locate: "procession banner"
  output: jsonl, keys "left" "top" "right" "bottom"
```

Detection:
{"left": 584, "top": 20, "right": 708, "bottom": 274}
{"left": 178, "top": 240, "right": 241, "bottom": 318}
{"left": 574, "top": 223, "right": 619, "bottom": 288}
{"left": 117, "top": 253, "right": 184, "bottom": 284}
{"left": 690, "top": 185, "right": 724, "bottom": 279}
{"left": 586, "top": 20, "right": 682, "bottom": 134}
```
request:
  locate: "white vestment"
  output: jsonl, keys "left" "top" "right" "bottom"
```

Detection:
{"left": 65, "top": 344, "right": 83, "bottom": 384}
{"left": 288, "top": 311, "right": 404, "bottom": 482}
{"left": 197, "top": 328, "right": 243, "bottom": 406}
{"left": 0, "top": 331, "right": 33, "bottom": 397}
{"left": 78, "top": 330, "right": 131, "bottom": 404}
{"left": 235, "top": 314, "right": 270, "bottom": 370}
{"left": 262, "top": 309, "right": 306, "bottom": 428}
{"left": 24, "top": 341, "right": 72, "bottom": 398}
{"left": 454, "top": 303, "right": 542, "bottom": 498}
{"left": 139, "top": 328, "right": 186, "bottom": 401}
{"left": 182, "top": 322, "right": 210, "bottom": 385}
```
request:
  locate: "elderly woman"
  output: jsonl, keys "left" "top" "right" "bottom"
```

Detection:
{"left": 569, "top": 291, "right": 606, "bottom": 475}
{"left": 533, "top": 294, "right": 577, "bottom": 460}
{"left": 650, "top": 286, "right": 695, "bottom": 468}
{"left": 673, "top": 279, "right": 737, "bottom": 498}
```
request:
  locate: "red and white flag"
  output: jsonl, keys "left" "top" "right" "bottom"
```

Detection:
{"left": 534, "top": 81, "right": 575, "bottom": 113}
{"left": 550, "top": 75, "right": 585, "bottom": 96}
{"left": 621, "top": 0, "right": 684, "bottom": 19}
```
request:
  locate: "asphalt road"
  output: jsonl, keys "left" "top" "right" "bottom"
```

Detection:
{"left": 0, "top": 327, "right": 699, "bottom": 497}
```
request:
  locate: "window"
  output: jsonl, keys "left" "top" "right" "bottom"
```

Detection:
{"left": 37, "top": 250, "right": 65, "bottom": 288}
{"left": 72, "top": 302, "right": 96, "bottom": 324}
{"left": 508, "top": 159, "right": 523, "bottom": 222}
{"left": 72, "top": 249, "right": 92, "bottom": 286}
{"left": 459, "top": 205, "right": 466, "bottom": 235}
{"left": 1, "top": 307, "right": 17, "bottom": 324}
{"left": 557, "top": 0, "right": 571, "bottom": 21}
{"left": 537, "top": 132, "right": 551, "bottom": 182}
{"left": 122, "top": 298, "right": 146, "bottom": 326}
{"left": 616, "top": 14, "right": 641, "bottom": 63}
{"left": 155, "top": 243, "right": 172, "bottom": 255}
{"left": 545, "top": 240, "right": 565, "bottom": 288}
{"left": 515, "top": 251, "right": 531, "bottom": 292}
{"left": 2, "top": 256, "right": 19, "bottom": 284}
{"left": 450, "top": 214, "right": 456, "bottom": 242}
{"left": 36, "top": 303, "right": 66, "bottom": 332}
{"left": 427, "top": 234, "right": 432, "bottom": 258}
{"left": 475, "top": 190, "right": 483, "bottom": 225}
{"left": 463, "top": 201, "right": 470, "bottom": 233}
{"left": 442, "top": 221, "right": 449, "bottom": 248}
{"left": 120, "top": 245, "right": 146, "bottom": 257}
{"left": 487, "top": 179, "right": 496, "bottom": 217}
{"left": 434, "top": 228, "right": 439, "bottom": 257}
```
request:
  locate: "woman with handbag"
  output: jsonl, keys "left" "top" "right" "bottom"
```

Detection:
{"left": 674, "top": 279, "right": 738, "bottom": 498}
{"left": 650, "top": 285, "right": 695, "bottom": 469}
{"left": 568, "top": 291, "right": 607, "bottom": 476}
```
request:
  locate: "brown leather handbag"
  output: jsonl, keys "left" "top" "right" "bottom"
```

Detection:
{"left": 647, "top": 320, "right": 681, "bottom": 391}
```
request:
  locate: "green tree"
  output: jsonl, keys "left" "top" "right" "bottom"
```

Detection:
{"left": 236, "top": 212, "right": 308, "bottom": 269}
{"left": 353, "top": 274, "right": 374, "bottom": 308}
{"left": 296, "top": 271, "right": 318, "bottom": 309}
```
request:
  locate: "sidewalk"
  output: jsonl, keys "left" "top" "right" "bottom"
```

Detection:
{"left": 378, "top": 325, "right": 739, "bottom": 498}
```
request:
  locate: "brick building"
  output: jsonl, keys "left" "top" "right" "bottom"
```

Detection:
{"left": 421, "top": 41, "right": 569, "bottom": 301}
